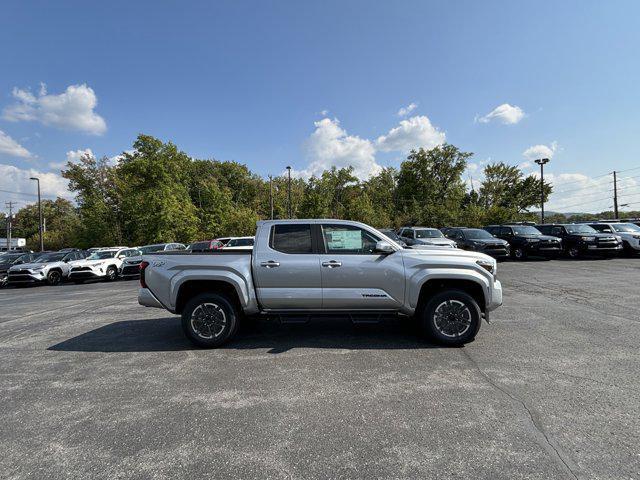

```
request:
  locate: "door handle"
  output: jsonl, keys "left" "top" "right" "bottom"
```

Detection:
{"left": 322, "top": 260, "right": 342, "bottom": 268}
{"left": 260, "top": 261, "right": 280, "bottom": 268}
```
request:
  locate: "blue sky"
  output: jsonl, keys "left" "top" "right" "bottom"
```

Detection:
{"left": 1, "top": 0, "right": 639, "bottom": 212}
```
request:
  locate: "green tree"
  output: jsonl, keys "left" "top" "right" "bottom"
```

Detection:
{"left": 117, "top": 135, "right": 199, "bottom": 244}
{"left": 62, "top": 154, "right": 121, "bottom": 247}
{"left": 478, "top": 162, "right": 552, "bottom": 224}
{"left": 396, "top": 144, "right": 470, "bottom": 227}
{"left": 12, "top": 198, "right": 81, "bottom": 250}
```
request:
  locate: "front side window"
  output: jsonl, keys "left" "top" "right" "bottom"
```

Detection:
{"left": 322, "top": 224, "right": 379, "bottom": 254}
{"left": 499, "top": 227, "right": 513, "bottom": 236}
{"left": 271, "top": 224, "right": 312, "bottom": 254}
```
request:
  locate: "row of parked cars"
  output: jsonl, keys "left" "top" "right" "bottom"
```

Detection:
{"left": 0, "top": 236, "right": 256, "bottom": 288}
{"left": 381, "top": 221, "right": 640, "bottom": 260}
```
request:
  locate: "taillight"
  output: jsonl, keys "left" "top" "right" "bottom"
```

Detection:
{"left": 139, "top": 261, "right": 149, "bottom": 288}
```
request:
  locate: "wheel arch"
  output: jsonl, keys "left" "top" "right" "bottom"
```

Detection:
{"left": 175, "top": 280, "right": 242, "bottom": 315}
{"left": 416, "top": 278, "right": 486, "bottom": 314}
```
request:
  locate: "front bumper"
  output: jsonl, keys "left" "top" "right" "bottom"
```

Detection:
{"left": 120, "top": 263, "right": 141, "bottom": 278}
{"left": 487, "top": 279, "right": 503, "bottom": 312}
{"left": 524, "top": 242, "right": 562, "bottom": 256}
{"left": 138, "top": 287, "right": 164, "bottom": 308}
{"left": 579, "top": 243, "right": 623, "bottom": 256}
{"left": 69, "top": 268, "right": 105, "bottom": 280}
{"left": 7, "top": 270, "right": 46, "bottom": 284}
{"left": 480, "top": 246, "right": 510, "bottom": 258}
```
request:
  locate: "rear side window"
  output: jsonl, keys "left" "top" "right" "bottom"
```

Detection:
{"left": 271, "top": 224, "right": 313, "bottom": 254}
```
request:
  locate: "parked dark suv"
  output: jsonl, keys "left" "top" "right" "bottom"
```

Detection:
{"left": 484, "top": 224, "right": 562, "bottom": 260}
{"left": 444, "top": 228, "right": 510, "bottom": 258}
{"left": 536, "top": 224, "right": 622, "bottom": 258}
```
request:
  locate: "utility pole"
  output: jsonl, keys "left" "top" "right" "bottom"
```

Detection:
{"left": 30, "top": 177, "right": 44, "bottom": 252}
{"left": 613, "top": 170, "right": 619, "bottom": 219}
{"left": 534, "top": 158, "right": 550, "bottom": 224}
{"left": 269, "top": 175, "right": 274, "bottom": 219}
{"left": 5, "top": 201, "right": 16, "bottom": 252}
{"left": 286, "top": 166, "right": 292, "bottom": 219}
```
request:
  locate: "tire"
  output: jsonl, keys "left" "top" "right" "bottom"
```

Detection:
{"left": 46, "top": 270, "right": 62, "bottom": 286}
{"left": 511, "top": 247, "right": 527, "bottom": 260}
{"left": 105, "top": 265, "right": 118, "bottom": 282}
{"left": 181, "top": 293, "right": 240, "bottom": 348}
{"left": 421, "top": 290, "right": 481, "bottom": 346}
{"left": 566, "top": 246, "right": 580, "bottom": 259}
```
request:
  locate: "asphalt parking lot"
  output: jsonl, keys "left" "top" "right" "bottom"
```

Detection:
{"left": 1, "top": 258, "right": 639, "bottom": 480}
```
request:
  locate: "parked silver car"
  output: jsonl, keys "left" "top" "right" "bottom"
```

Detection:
{"left": 7, "top": 250, "right": 88, "bottom": 286}
{"left": 397, "top": 227, "right": 457, "bottom": 248}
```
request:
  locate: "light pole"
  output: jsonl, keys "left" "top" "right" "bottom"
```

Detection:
{"left": 30, "top": 177, "right": 44, "bottom": 251}
{"left": 286, "top": 166, "right": 292, "bottom": 219}
{"left": 534, "top": 158, "right": 549, "bottom": 224}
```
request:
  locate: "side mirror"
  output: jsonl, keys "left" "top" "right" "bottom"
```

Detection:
{"left": 118, "top": 254, "right": 126, "bottom": 259}
{"left": 375, "top": 240, "right": 394, "bottom": 254}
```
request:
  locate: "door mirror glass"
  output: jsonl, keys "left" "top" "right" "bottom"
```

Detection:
{"left": 374, "top": 240, "right": 394, "bottom": 254}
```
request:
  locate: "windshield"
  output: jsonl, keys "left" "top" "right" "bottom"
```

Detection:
{"left": 380, "top": 230, "right": 402, "bottom": 242}
{"left": 612, "top": 223, "right": 640, "bottom": 233}
{"left": 415, "top": 229, "right": 444, "bottom": 239}
{"left": 87, "top": 251, "right": 118, "bottom": 260}
{"left": 464, "top": 229, "right": 494, "bottom": 239}
{"left": 139, "top": 245, "right": 165, "bottom": 254}
{"left": 512, "top": 226, "right": 542, "bottom": 235}
{"left": 1, "top": 253, "right": 25, "bottom": 262}
{"left": 565, "top": 225, "right": 597, "bottom": 234}
{"left": 34, "top": 252, "right": 66, "bottom": 263}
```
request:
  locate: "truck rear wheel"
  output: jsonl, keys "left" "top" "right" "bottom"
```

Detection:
{"left": 421, "top": 290, "right": 481, "bottom": 346}
{"left": 181, "top": 293, "right": 239, "bottom": 348}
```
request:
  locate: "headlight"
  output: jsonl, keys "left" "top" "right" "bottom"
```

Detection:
{"left": 31, "top": 266, "right": 45, "bottom": 272}
{"left": 476, "top": 259, "right": 496, "bottom": 275}
{"left": 581, "top": 236, "right": 596, "bottom": 241}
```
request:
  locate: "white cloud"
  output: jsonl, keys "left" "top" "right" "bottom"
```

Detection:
{"left": 48, "top": 148, "right": 95, "bottom": 169}
{"left": 108, "top": 149, "right": 134, "bottom": 166}
{"left": 3, "top": 83, "right": 107, "bottom": 135}
{"left": 376, "top": 115, "right": 445, "bottom": 153}
{"left": 476, "top": 103, "right": 525, "bottom": 125}
{"left": 319, "top": 109, "right": 329, "bottom": 116}
{"left": 0, "top": 130, "right": 32, "bottom": 158}
{"left": 0, "top": 163, "right": 71, "bottom": 202}
{"left": 291, "top": 118, "right": 379, "bottom": 180}
{"left": 523, "top": 141, "right": 558, "bottom": 161}
{"left": 531, "top": 170, "right": 639, "bottom": 213}
{"left": 397, "top": 102, "right": 417, "bottom": 117}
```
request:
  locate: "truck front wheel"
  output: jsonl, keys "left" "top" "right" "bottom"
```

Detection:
{"left": 421, "top": 290, "right": 481, "bottom": 346}
{"left": 181, "top": 293, "right": 239, "bottom": 348}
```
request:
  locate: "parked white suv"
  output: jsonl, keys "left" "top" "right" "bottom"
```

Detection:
{"left": 588, "top": 222, "right": 640, "bottom": 255}
{"left": 68, "top": 247, "right": 138, "bottom": 283}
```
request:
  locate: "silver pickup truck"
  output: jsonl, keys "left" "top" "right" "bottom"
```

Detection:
{"left": 139, "top": 219, "right": 503, "bottom": 347}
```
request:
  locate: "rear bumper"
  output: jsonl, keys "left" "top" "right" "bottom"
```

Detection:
{"left": 138, "top": 287, "right": 164, "bottom": 308}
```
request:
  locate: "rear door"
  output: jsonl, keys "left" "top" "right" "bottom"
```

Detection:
{"left": 319, "top": 223, "right": 405, "bottom": 310}
{"left": 253, "top": 223, "right": 322, "bottom": 309}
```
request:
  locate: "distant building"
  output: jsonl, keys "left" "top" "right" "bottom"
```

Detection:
{"left": 0, "top": 238, "right": 27, "bottom": 252}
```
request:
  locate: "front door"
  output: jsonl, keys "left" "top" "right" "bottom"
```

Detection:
{"left": 253, "top": 223, "right": 322, "bottom": 310}
{"left": 319, "top": 223, "right": 405, "bottom": 310}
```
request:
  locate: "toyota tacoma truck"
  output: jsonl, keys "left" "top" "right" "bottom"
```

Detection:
{"left": 138, "top": 220, "right": 503, "bottom": 347}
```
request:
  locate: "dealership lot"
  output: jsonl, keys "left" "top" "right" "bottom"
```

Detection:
{"left": 1, "top": 258, "right": 639, "bottom": 479}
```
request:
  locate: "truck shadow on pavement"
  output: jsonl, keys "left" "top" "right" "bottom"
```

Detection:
{"left": 48, "top": 316, "right": 441, "bottom": 353}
